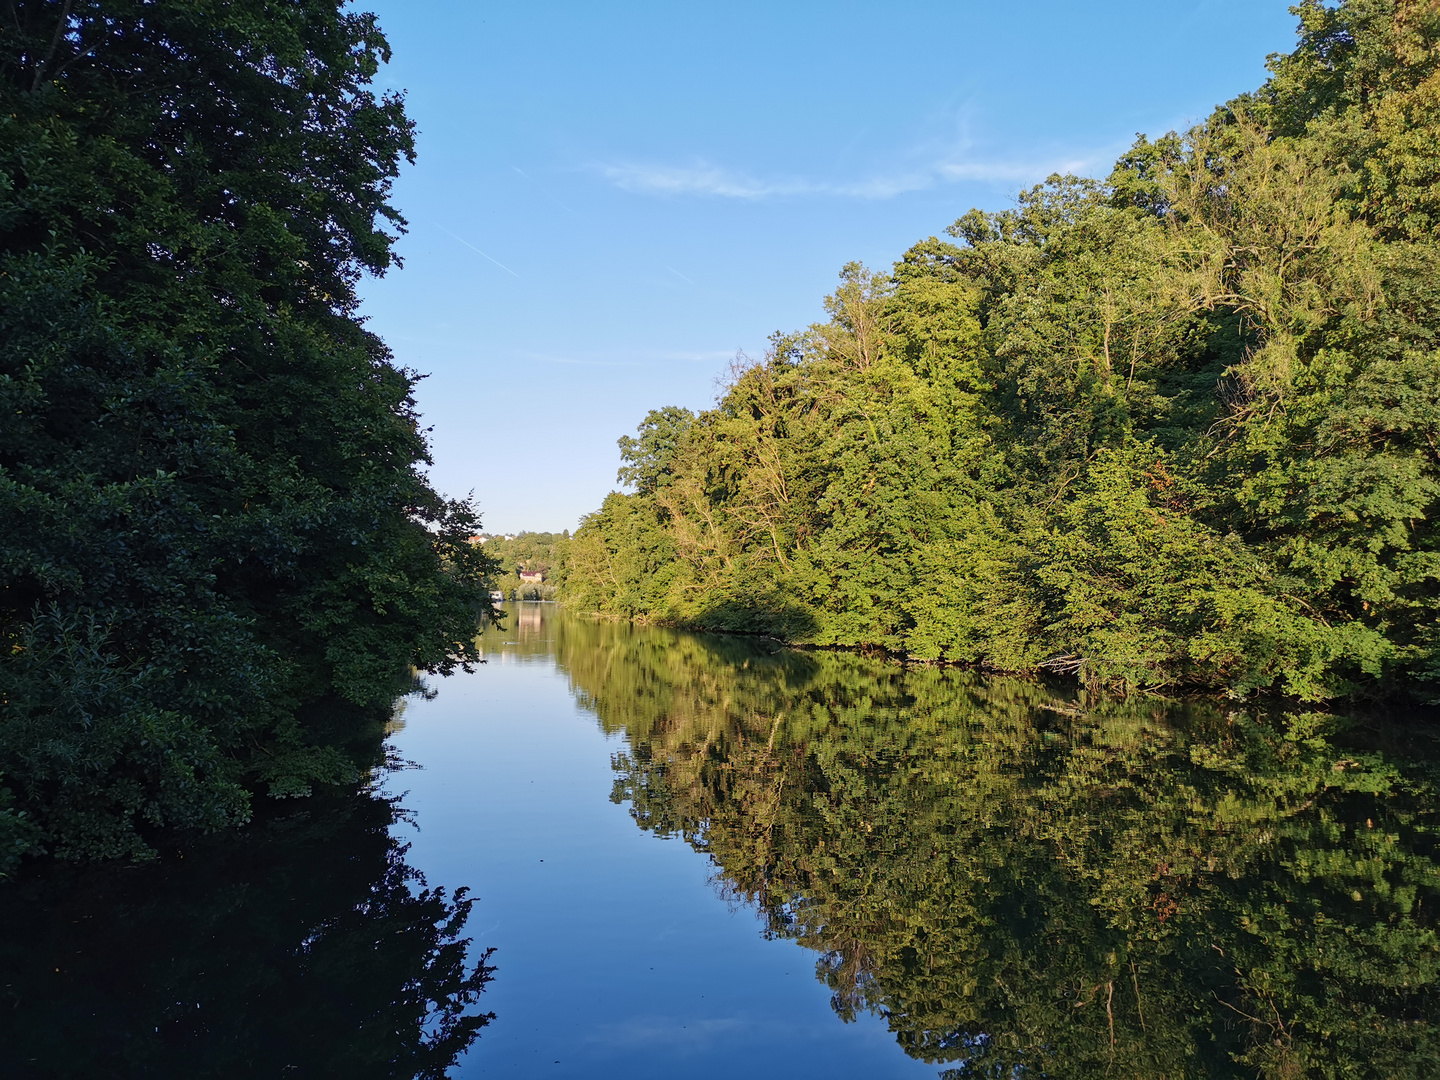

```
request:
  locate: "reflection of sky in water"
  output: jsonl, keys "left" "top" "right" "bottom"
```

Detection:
{"left": 389, "top": 603, "right": 937, "bottom": 1078}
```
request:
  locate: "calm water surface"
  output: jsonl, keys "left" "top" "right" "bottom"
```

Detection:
{"left": 3, "top": 602, "right": 1439, "bottom": 1078}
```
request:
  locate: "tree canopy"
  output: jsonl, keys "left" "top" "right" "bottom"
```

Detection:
{"left": 479, "top": 531, "right": 568, "bottom": 601}
{"left": 0, "top": 0, "right": 495, "bottom": 865}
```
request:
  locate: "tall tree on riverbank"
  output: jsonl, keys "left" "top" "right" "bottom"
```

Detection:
{"left": 562, "top": 0, "right": 1440, "bottom": 702}
{"left": 0, "top": 0, "right": 495, "bottom": 864}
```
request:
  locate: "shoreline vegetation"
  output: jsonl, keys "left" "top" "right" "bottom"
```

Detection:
{"left": 559, "top": 0, "right": 1440, "bottom": 707}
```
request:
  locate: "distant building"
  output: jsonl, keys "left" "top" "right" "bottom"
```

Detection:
{"left": 519, "top": 568, "right": 545, "bottom": 584}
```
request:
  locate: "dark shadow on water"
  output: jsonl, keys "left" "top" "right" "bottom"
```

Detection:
{"left": 0, "top": 790, "right": 493, "bottom": 1079}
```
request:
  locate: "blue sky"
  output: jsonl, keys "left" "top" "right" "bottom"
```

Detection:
{"left": 356, "top": 0, "right": 1301, "bottom": 533}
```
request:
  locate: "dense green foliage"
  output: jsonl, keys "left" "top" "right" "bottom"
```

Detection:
{"left": 549, "top": 612, "right": 1440, "bottom": 1078}
{"left": 0, "top": 1, "right": 495, "bottom": 865}
{"left": 480, "top": 531, "right": 568, "bottom": 600}
{"left": 0, "top": 789, "right": 494, "bottom": 1078}
{"left": 564, "top": 0, "right": 1440, "bottom": 701}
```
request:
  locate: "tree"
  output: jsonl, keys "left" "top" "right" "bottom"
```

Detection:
{"left": 0, "top": 0, "right": 496, "bottom": 863}
{"left": 616, "top": 406, "right": 695, "bottom": 495}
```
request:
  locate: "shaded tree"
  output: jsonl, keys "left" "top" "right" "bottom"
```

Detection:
{"left": 0, "top": 0, "right": 496, "bottom": 861}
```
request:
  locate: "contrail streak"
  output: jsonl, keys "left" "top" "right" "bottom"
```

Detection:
{"left": 433, "top": 223, "right": 520, "bottom": 278}
{"left": 666, "top": 266, "right": 695, "bottom": 285}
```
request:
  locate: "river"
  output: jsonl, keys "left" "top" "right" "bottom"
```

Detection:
{"left": 3, "top": 602, "right": 1438, "bottom": 1077}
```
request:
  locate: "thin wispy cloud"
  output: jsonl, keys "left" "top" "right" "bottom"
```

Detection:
{"left": 596, "top": 161, "right": 790, "bottom": 199}
{"left": 593, "top": 151, "right": 1100, "bottom": 202}
{"left": 592, "top": 104, "right": 1111, "bottom": 202}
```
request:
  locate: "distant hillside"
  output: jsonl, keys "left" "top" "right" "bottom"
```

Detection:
{"left": 477, "top": 532, "right": 569, "bottom": 600}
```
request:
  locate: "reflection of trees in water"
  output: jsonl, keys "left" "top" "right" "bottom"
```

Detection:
{"left": 517, "top": 604, "right": 544, "bottom": 636}
{"left": 0, "top": 792, "right": 493, "bottom": 1079}
{"left": 553, "top": 613, "right": 1440, "bottom": 1078}
{"left": 478, "top": 602, "right": 557, "bottom": 660}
